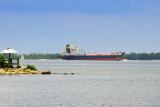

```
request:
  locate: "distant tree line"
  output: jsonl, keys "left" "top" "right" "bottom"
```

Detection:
{"left": 19, "top": 52, "right": 160, "bottom": 60}
{"left": 123, "top": 52, "right": 160, "bottom": 60}
{"left": 22, "top": 53, "right": 61, "bottom": 59}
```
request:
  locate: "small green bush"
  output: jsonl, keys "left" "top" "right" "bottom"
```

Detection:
{"left": 26, "top": 65, "right": 37, "bottom": 71}
{"left": 0, "top": 54, "right": 4, "bottom": 68}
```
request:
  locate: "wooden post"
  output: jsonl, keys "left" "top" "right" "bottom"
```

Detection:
{"left": 17, "top": 59, "right": 19, "bottom": 68}
{"left": 8, "top": 58, "right": 12, "bottom": 68}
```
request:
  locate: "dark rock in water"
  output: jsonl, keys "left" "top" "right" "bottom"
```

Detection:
{"left": 71, "top": 73, "right": 75, "bottom": 75}
{"left": 41, "top": 71, "right": 51, "bottom": 74}
{"left": 62, "top": 73, "right": 75, "bottom": 75}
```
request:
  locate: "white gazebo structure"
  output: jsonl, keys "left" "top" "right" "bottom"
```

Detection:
{"left": 2, "top": 48, "right": 18, "bottom": 58}
{"left": 1, "top": 48, "right": 19, "bottom": 68}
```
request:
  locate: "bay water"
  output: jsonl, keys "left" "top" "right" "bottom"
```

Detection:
{"left": 0, "top": 60, "right": 160, "bottom": 107}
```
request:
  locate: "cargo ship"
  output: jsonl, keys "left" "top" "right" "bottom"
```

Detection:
{"left": 61, "top": 44, "right": 125, "bottom": 61}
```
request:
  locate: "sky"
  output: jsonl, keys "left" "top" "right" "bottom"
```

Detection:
{"left": 0, "top": 0, "right": 160, "bottom": 54}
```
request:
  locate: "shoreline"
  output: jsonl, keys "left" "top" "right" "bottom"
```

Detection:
{"left": 0, "top": 68, "right": 40, "bottom": 75}
{"left": 0, "top": 68, "right": 76, "bottom": 75}
{"left": 0, "top": 68, "right": 52, "bottom": 75}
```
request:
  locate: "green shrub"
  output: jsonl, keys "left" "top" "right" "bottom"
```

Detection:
{"left": 0, "top": 54, "right": 4, "bottom": 68}
{"left": 26, "top": 65, "right": 37, "bottom": 71}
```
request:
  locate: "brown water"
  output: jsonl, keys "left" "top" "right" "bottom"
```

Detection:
{"left": 0, "top": 60, "right": 160, "bottom": 107}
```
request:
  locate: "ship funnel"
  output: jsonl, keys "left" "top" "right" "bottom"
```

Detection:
{"left": 66, "top": 44, "right": 71, "bottom": 53}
